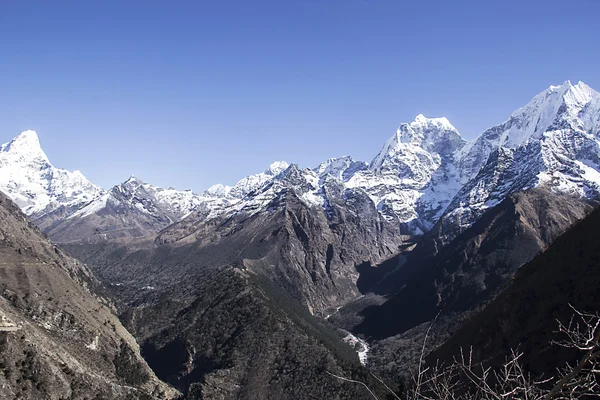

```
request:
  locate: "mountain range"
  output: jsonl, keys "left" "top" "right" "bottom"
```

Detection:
{"left": 1, "top": 80, "right": 600, "bottom": 399}
{"left": 3, "top": 81, "right": 599, "bottom": 245}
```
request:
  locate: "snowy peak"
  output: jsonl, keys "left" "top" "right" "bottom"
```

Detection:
{"left": 412, "top": 114, "right": 457, "bottom": 132}
{"left": 266, "top": 161, "right": 289, "bottom": 175}
{"left": 561, "top": 80, "right": 595, "bottom": 108}
{"left": 0, "top": 130, "right": 49, "bottom": 163}
{"left": 205, "top": 183, "right": 232, "bottom": 197}
{"left": 227, "top": 160, "right": 290, "bottom": 198}
{"left": 123, "top": 175, "right": 140, "bottom": 184}
{"left": 67, "top": 175, "right": 204, "bottom": 226}
{"left": 485, "top": 80, "right": 599, "bottom": 149}
{"left": 314, "top": 156, "right": 368, "bottom": 182}
{"left": 440, "top": 81, "right": 600, "bottom": 241}
{"left": 370, "top": 114, "right": 465, "bottom": 173}
{"left": 0, "top": 130, "right": 102, "bottom": 217}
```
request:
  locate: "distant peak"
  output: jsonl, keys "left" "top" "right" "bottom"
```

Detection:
{"left": 206, "top": 183, "right": 232, "bottom": 197}
{"left": 410, "top": 114, "right": 457, "bottom": 131}
{"left": 266, "top": 161, "right": 289, "bottom": 175}
{"left": 548, "top": 80, "right": 575, "bottom": 91}
{"left": 123, "top": 175, "right": 144, "bottom": 186}
{"left": 1, "top": 130, "right": 49, "bottom": 163}
{"left": 545, "top": 80, "right": 596, "bottom": 97}
{"left": 16, "top": 129, "right": 40, "bottom": 142}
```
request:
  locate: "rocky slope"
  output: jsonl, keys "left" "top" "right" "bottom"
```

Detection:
{"left": 61, "top": 184, "right": 404, "bottom": 398}
{"left": 327, "top": 188, "right": 593, "bottom": 384}
{"left": 0, "top": 191, "right": 175, "bottom": 399}
{"left": 355, "top": 188, "right": 593, "bottom": 339}
{"left": 431, "top": 201, "right": 600, "bottom": 377}
{"left": 66, "top": 163, "right": 405, "bottom": 314}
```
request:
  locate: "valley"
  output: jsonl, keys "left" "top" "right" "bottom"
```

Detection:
{"left": 1, "top": 81, "right": 600, "bottom": 399}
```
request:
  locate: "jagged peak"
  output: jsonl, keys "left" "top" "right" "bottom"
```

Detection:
{"left": 368, "top": 114, "right": 465, "bottom": 172}
{"left": 393, "top": 115, "right": 461, "bottom": 145}
{"left": 123, "top": 175, "right": 142, "bottom": 184}
{"left": 114, "top": 175, "right": 146, "bottom": 195}
{"left": 205, "top": 183, "right": 232, "bottom": 197}
{"left": 14, "top": 129, "right": 40, "bottom": 143}
{"left": 512, "top": 80, "right": 597, "bottom": 119}
{"left": 1, "top": 130, "right": 49, "bottom": 163}
{"left": 315, "top": 155, "right": 355, "bottom": 171}
{"left": 265, "top": 160, "right": 289, "bottom": 175}
{"left": 411, "top": 114, "right": 457, "bottom": 132}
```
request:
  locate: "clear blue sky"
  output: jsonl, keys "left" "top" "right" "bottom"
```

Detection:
{"left": 1, "top": 0, "right": 599, "bottom": 191}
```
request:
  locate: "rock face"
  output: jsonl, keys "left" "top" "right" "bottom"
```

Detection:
{"left": 67, "top": 165, "right": 404, "bottom": 314}
{"left": 326, "top": 188, "right": 594, "bottom": 386}
{"left": 0, "top": 191, "right": 175, "bottom": 399}
{"left": 354, "top": 188, "right": 594, "bottom": 340}
{"left": 431, "top": 202, "right": 600, "bottom": 377}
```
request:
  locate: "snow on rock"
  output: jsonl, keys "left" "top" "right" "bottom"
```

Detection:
{"left": 440, "top": 81, "right": 600, "bottom": 240}
{"left": 4, "top": 82, "right": 600, "bottom": 242}
{"left": 0, "top": 130, "right": 102, "bottom": 218}
{"left": 69, "top": 175, "right": 205, "bottom": 223}
{"left": 227, "top": 161, "right": 289, "bottom": 199}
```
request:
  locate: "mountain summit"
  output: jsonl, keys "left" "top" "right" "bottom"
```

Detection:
{"left": 0, "top": 130, "right": 102, "bottom": 218}
{"left": 440, "top": 80, "right": 600, "bottom": 238}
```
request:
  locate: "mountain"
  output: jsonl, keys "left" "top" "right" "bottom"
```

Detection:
{"left": 39, "top": 176, "right": 205, "bottom": 243}
{"left": 0, "top": 130, "right": 210, "bottom": 242}
{"left": 354, "top": 188, "right": 593, "bottom": 340}
{"left": 324, "top": 188, "right": 592, "bottom": 385}
{"left": 0, "top": 130, "right": 102, "bottom": 219}
{"left": 440, "top": 81, "right": 600, "bottom": 240}
{"left": 68, "top": 162, "right": 404, "bottom": 314}
{"left": 193, "top": 82, "right": 600, "bottom": 239}
{"left": 5, "top": 82, "right": 600, "bottom": 245}
{"left": 61, "top": 172, "right": 404, "bottom": 398}
{"left": 430, "top": 201, "right": 600, "bottom": 377}
{"left": 310, "top": 115, "right": 477, "bottom": 235}
{"left": 0, "top": 191, "right": 175, "bottom": 399}
{"left": 3, "top": 81, "right": 600, "bottom": 398}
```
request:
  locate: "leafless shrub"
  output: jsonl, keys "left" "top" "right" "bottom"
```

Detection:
{"left": 409, "top": 305, "right": 600, "bottom": 400}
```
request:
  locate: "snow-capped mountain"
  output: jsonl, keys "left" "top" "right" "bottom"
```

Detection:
{"left": 3, "top": 81, "right": 600, "bottom": 243}
{"left": 222, "top": 82, "right": 600, "bottom": 237}
{"left": 344, "top": 115, "right": 477, "bottom": 233}
{"left": 70, "top": 175, "right": 202, "bottom": 222}
{"left": 315, "top": 156, "right": 368, "bottom": 182}
{"left": 0, "top": 130, "right": 102, "bottom": 218}
{"left": 0, "top": 131, "right": 210, "bottom": 241}
{"left": 192, "top": 162, "right": 324, "bottom": 222}
{"left": 42, "top": 175, "right": 207, "bottom": 242}
{"left": 227, "top": 160, "right": 290, "bottom": 198}
{"left": 440, "top": 81, "right": 600, "bottom": 238}
{"left": 183, "top": 82, "right": 600, "bottom": 238}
